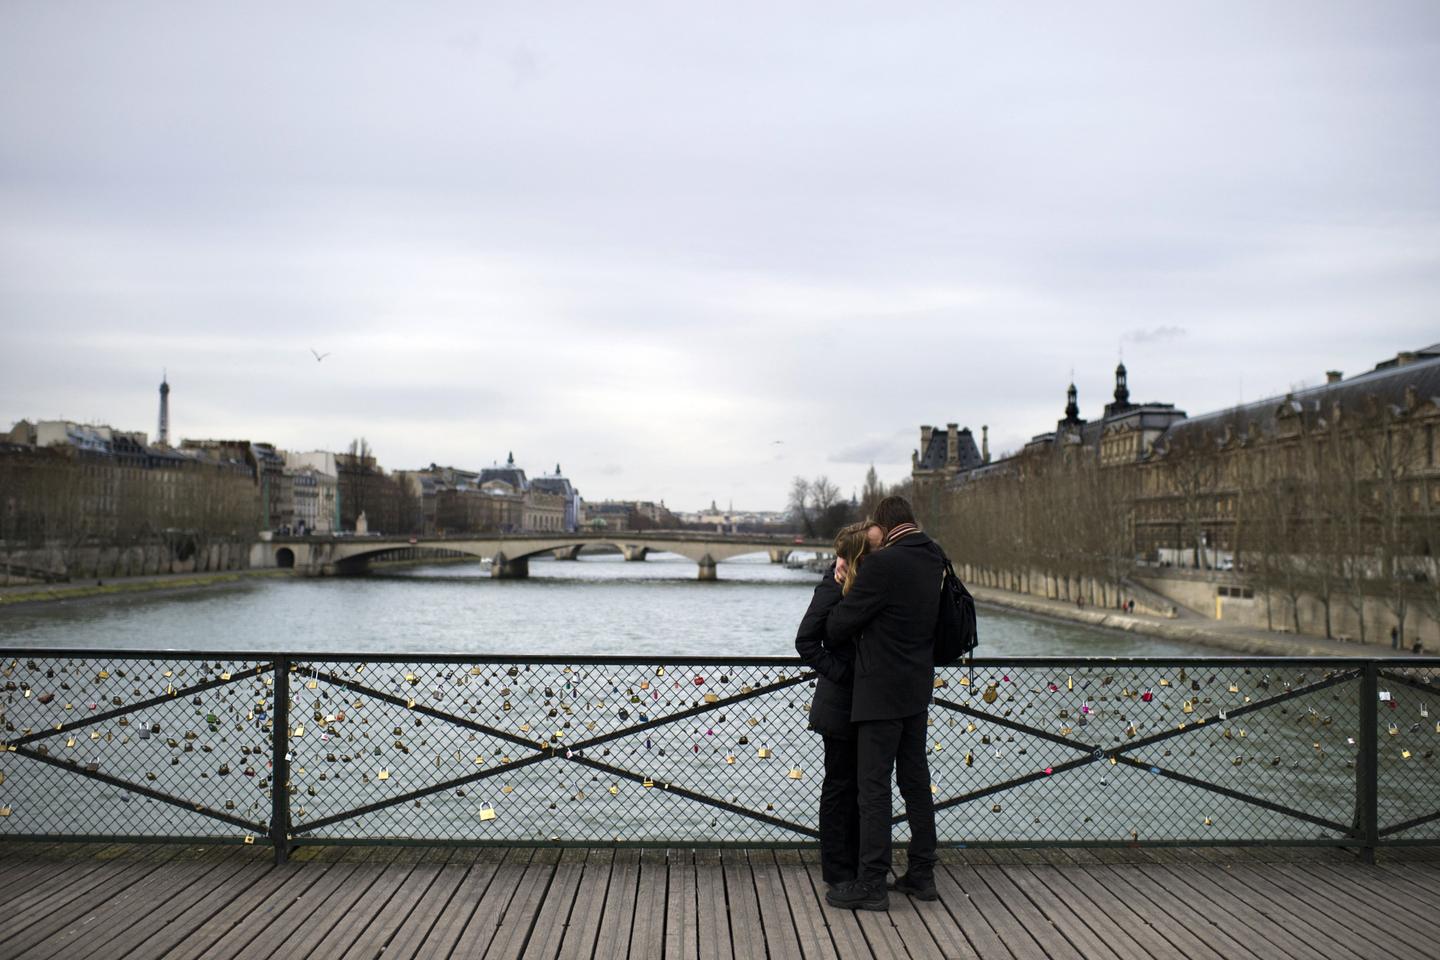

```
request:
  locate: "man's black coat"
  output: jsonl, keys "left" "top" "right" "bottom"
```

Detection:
{"left": 794, "top": 563, "right": 853, "bottom": 738}
{"left": 825, "top": 531, "right": 944, "bottom": 722}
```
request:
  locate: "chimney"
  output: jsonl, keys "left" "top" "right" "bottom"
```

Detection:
{"left": 920, "top": 425, "right": 934, "bottom": 455}
{"left": 1396, "top": 352, "right": 1419, "bottom": 367}
{"left": 946, "top": 423, "right": 959, "bottom": 465}
{"left": 1325, "top": 370, "right": 1343, "bottom": 384}
{"left": 982, "top": 425, "right": 990, "bottom": 463}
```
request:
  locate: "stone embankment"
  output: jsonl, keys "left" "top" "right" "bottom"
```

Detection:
{"left": 972, "top": 584, "right": 1408, "bottom": 657}
{"left": 0, "top": 555, "right": 473, "bottom": 607}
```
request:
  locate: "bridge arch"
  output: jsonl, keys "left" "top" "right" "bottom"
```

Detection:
{"left": 272, "top": 532, "right": 832, "bottom": 580}
{"left": 274, "top": 547, "right": 295, "bottom": 569}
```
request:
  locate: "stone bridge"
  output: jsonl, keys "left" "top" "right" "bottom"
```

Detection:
{"left": 256, "top": 531, "right": 833, "bottom": 580}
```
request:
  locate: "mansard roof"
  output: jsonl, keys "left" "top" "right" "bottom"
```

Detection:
{"left": 917, "top": 427, "right": 984, "bottom": 472}
{"left": 1157, "top": 349, "right": 1440, "bottom": 451}
{"left": 478, "top": 466, "right": 529, "bottom": 491}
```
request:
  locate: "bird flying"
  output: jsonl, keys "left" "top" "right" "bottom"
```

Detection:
{"left": 310, "top": 348, "right": 331, "bottom": 362}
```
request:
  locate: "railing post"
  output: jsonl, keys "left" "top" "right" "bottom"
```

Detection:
{"left": 270, "top": 655, "right": 291, "bottom": 865}
{"left": 1357, "top": 659, "right": 1379, "bottom": 863}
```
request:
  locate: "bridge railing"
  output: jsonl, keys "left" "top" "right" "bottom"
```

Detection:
{"left": 2, "top": 652, "right": 1437, "bottom": 862}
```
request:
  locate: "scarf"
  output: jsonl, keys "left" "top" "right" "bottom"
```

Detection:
{"left": 884, "top": 522, "right": 920, "bottom": 546}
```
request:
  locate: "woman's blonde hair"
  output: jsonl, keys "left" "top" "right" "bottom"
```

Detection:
{"left": 833, "top": 520, "right": 873, "bottom": 595}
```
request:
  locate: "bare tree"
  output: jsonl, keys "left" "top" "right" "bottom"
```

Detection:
{"left": 788, "top": 477, "right": 813, "bottom": 537}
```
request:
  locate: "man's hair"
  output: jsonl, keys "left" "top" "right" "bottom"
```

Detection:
{"left": 872, "top": 495, "right": 917, "bottom": 532}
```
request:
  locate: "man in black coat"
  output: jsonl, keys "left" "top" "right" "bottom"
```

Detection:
{"left": 823, "top": 496, "right": 941, "bottom": 910}
{"left": 794, "top": 558, "right": 859, "bottom": 885}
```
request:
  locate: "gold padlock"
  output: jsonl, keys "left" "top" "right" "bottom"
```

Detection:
{"left": 478, "top": 806, "right": 496, "bottom": 821}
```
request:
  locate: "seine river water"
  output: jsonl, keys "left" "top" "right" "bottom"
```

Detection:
{"left": 0, "top": 552, "right": 1207, "bottom": 656}
{"left": 5, "top": 553, "right": 1417, "bottom": 849}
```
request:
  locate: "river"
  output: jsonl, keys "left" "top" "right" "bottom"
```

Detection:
{"left": 0, "top": 552, "right": 1208, "bottom": 656}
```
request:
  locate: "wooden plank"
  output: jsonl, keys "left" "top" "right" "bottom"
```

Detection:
{"left": 484, "top": 846, "right": 560, "bottom": 960}
{"left": 942, "top": 862, "right": 1049, "bottom": 959}
{"left": 1297, "top": 861, "right": 1440, "bottom": 937}
{"left": 1136, "top": 862, "right": 1329, "bottom": 960}
{"left": 520, "top": 847, "right": 589, "bottom": 960}
{"left": 16, "top": 847, "right": 247, "bottom": 960}
{"left": 881, "top": 882, "right": 952, "bottom": 960}
{"left": 664, "top": 848, "right": 699, "bottom": 960}
{"left": 147, "top": 847, "right": 348, "bottom": 960}
{"left": 1087, "top": 864, "right": 1231, "bottom": 960}
{"left": 301, "top": 847, "right": 429, "bottom": 960}
{"left": 629, "top": 848, "right": 669, "bottom": 960}
{"left": 243, "top": 846, "right": 402, "bottom": 960}
{"left": 448, "top": 848, "right": 538, "bottom": 960}
{"left": 1180, "top": 863, "right": 1394, "bottom": 960}
{"left": 0, "top": 847, "right": 183, "bottom": 958}
{"left": 0, "top": 843, "right": 95, "bottom": 893}
{"left": 590, "top": 848, "right": 638, "bottom": 960}
{"left": 798, "top": 850, "right": 885, "bottom": 960}
{"left": 694, "top": 848, "right": 733, "bottom": 960}
{"left": 1248, "top": 861, "right": 1440, "bottom": 954}
{"left": 329, "top": 847, "right": 455, "bottom": 960}
{"left": 1002, "top": 864, "right": 1133, "bottom": 960}
{"left": 748, "top": 852, "right": 805, "bottom": 960}
{"left": 116, "top": 859, "right": 281, "bottom": 960}
{"left": 1097, "top": 862, "right": 1255, "bottom": 960}
{"left": 722, "top": 852, "right": 766, "bottom": 960}
{"left": 0, "top": 846, "right": 127, "bottom": 914}
{"left": 1019, "top": 860, "right": 1186, "bottom": 960}
{"left": 376, "top": 848, "right": 476, "bottom": 960}
{"left": 969, "top": 863, "right": 1086, "bottom": 960}
{"left": 0, "top": 843, "right": 142, "bottom": 920}
{"left": 770, "top": 851, "right": 840, "bottom": 960}
{"left": 406, "top": 848, "right": 508, "bottom": 959}
{"left": 64, "top": 852, "right": 267, "bottom": 960}
{"left": 171, "top": 850, "right": 360, "bottom": 960}
{"left": 558, "top": 849, "right": 615, "bottom": 960}
{"left": 929, "top": 860, "right": 1012, "bottom": 959}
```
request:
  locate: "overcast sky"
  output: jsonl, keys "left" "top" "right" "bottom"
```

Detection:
{"left": 2, "top": 2, "right": 1437, "bottom": 511}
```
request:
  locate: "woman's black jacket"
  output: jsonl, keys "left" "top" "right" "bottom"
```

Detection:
{"left": 794, "top": 563, "right": 854, "bottom": 738}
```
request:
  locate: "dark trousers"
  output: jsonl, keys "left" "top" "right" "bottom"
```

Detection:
{"left": 818, "top": 734, "right": 860, "bottom": 883}
{"left": 855, "top": 711, "right": 936, "bottom": 883}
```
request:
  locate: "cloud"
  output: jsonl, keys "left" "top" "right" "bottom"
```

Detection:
{"left": 829, "top": 432, "right": 913, "bottom": 466}
{"left": 1123, "top": 325, "right": 1188, "bottom": 344}
{"left": 1, "top": 2, "right": 1438, "bottom": 509}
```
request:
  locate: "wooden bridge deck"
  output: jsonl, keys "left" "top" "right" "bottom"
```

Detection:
{"left": 0, "top": 842, "right": 1436, "bottom": 960}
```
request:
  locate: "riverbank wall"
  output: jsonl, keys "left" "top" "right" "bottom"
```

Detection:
{"left": 0, "top": 554, "right": 478, "bottom": 607}
{"left": 971, "top": 582, "right": 1426, "bottom": 656}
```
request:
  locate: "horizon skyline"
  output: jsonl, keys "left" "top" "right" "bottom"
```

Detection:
{"left": 7, "top": 336, "right": 1430, "bottom": 513}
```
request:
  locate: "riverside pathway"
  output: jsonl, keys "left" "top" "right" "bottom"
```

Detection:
{"left": 0, "top": 842, "right": 1435, "bottom": 960}
{"left": 971, "top": 584, "right": 1427, "bottom": 658}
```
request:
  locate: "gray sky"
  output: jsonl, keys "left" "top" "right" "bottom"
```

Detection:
{"left": 2, "top": 1, "right": 1437, "bottom": 511}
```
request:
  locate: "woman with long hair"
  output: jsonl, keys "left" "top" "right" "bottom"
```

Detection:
{"left": 794, "top": 521, "right": 875, "bottom": 886}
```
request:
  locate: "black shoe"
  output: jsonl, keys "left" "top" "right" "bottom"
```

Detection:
{"left": 889, "top": 872, "right": 938, "bottom": 901}
{"left": 825, "top": 878, "right": 889, "bottom": 911}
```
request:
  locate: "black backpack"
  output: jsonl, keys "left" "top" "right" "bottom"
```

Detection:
{"left": 934, "top": 555, "right": 978, "bottom": 666}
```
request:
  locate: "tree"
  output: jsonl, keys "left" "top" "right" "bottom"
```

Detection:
{"left": 788, "top": 477, "right": 813, "bottom": 537}
{"left": 860, "top": 464, "right": 885, "bottom": 518}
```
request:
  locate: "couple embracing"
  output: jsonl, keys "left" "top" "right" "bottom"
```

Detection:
{"left": 794, "top": 495, "right": 944, "bottom": 911}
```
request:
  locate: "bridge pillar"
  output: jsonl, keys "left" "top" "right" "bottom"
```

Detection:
{"left": 622, "top": 545, "right": 649, "bottom": 562}
{"left": 553, "top": 545, "right": 583, "bottom": 561}
{"left": 768, "top": 548, "right": 791, "bottom": 564}
{"left": 490, "top": 553, "right": 530, "bottom": 579}
{"left": 697, "top": 554, "right": 718, "bottom": 582}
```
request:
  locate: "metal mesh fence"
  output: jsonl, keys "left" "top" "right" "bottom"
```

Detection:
{"left": 1375, "top": 663, "right": 1440, "bottom": 842}
{"left": 3, "top": 652, "right": 1438, "bottom": 851}
{"left": 0, "top": 654, "right": 275, "bottom": 842}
